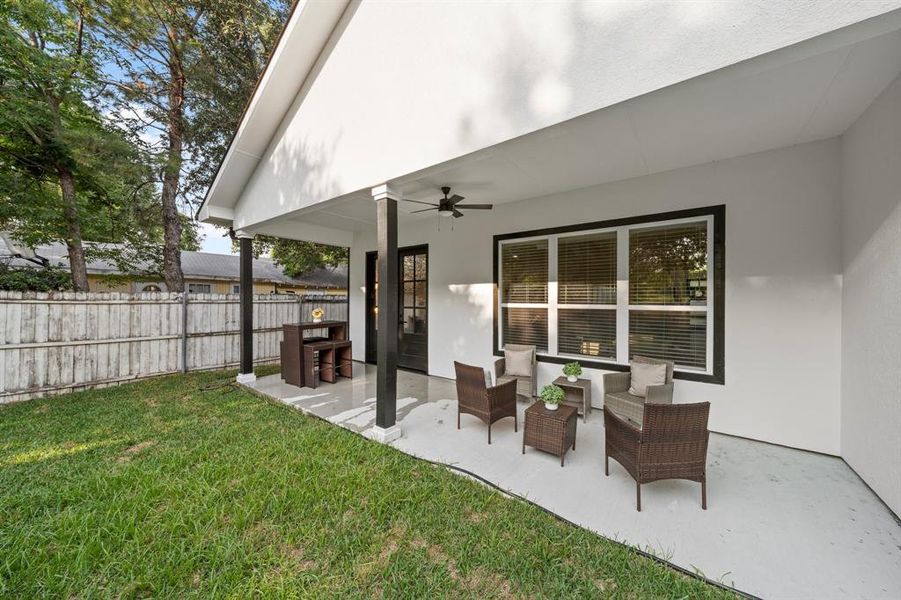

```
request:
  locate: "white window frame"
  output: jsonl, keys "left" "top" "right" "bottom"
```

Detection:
{"left": 497, "top": 214, "right": 715, "bottom": 376}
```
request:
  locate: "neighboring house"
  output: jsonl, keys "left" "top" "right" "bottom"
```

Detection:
{"left": 0, "top": 240, "right": 347, "bottom": 295}
{"left": 198, "top": 1, "right": 901, "bottom": 518}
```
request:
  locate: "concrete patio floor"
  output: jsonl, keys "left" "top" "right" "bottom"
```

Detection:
{"left": 247, "top": 363, "right": 901, "bottom": 599}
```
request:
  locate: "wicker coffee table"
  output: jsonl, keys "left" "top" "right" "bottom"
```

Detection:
{"left": 522, "top": 402, "right": 578, "bottom": 467}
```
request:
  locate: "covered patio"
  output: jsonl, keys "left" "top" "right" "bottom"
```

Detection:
{"left": 200, "top": 5, "right": 901, "bottom": 599}
{"left": 247, "top": 364, "right": 901, "bottom": 600}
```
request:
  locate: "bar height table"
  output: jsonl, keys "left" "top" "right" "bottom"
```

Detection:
{"left": 281, "top": 321, "right": 348, "bottom": 388}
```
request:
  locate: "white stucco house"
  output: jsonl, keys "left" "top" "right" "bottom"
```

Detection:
{"left": 198, "top": 0, "right": 901, "bottom": 552}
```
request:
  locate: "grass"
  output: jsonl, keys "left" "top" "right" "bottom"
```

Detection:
{"left": 0, "top": 368, "right": 734, "bottom": 599}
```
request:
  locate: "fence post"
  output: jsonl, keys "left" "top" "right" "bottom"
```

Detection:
{"left": 181, "top": 291, "right": 189, "bottom": 373}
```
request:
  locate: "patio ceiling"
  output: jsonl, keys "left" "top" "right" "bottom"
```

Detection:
{"left": 249, "top": 23, "right": 901, "bottom": 241}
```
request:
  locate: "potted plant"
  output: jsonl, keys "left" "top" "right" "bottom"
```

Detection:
{"left": 311, "top": 307, "right": 325, "bottom": 323}
{"left": 539, "top": 384, "right": 564, "bottom": 411}
{"left": 563, "top": 361, "right": 582, "bottom": 383}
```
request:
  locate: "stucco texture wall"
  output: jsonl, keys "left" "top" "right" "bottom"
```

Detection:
{"left": 350, "top": 139, "right": 844, "bottom": 454}
{"left": 234, "top": 0, "right": 901, "bottom": 229}
{"left": 840, "top": 74, "right": 901, "bottom": 517}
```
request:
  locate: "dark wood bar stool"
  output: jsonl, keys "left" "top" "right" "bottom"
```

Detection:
{"left": 303, "top": 341, "right": 336, "bottom": 388}
{"left": 333, "top": 340, "right": 353, "bottom": 379}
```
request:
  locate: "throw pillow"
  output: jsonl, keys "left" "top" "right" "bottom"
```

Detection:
{"left": 629, "top": 361, "right": 667, "bottom": 397}
{"left": 504, "top": 348, "right": 532, "bottom": 377}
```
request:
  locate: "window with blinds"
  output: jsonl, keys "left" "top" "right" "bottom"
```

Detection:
{"left": 629, "top": 220, "right": 709, "bottom": 370}
{"left": 501, "top": 240, "right": 548, "bottom": 303}
{"left": 629, "top": 310, "right": 707, "bottom": 369}
{"left": 559, "top": 308, "right": 615, "bottom": 358}
{"left": 630, "top": 222, "right": 707, "bottom": 305}
{"left": 499, "top": 239, "right": 549, "bottom": 350}
{"left": 502, "top": 307, "right": 548, "bottom": 351}
{"left": 557, "top": 231, "right": 617, "bottom": 359}
{"left": 496, "top": 210, "right": 719, "bottom": 379}
{"left": 559, "top": 232, "right": 616, "bottom": 304}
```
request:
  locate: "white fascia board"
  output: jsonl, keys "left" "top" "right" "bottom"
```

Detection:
{"left": 198, "top": 0, "right": 352, "bottom": 223}
{"left": 197, "top": 205, "right": 235, "bottom": 227}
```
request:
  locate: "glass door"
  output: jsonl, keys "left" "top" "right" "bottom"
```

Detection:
{"left": 365, "top": 246, "right": 428, "bottom": 372}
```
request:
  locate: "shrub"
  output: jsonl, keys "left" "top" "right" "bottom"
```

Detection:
{"left": 0, "top": 265, "right": 73, "bottom": 292}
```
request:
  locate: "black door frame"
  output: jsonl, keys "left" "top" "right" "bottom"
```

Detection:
{"left": 365, "top": 244, "right": 428, "bottom": 372}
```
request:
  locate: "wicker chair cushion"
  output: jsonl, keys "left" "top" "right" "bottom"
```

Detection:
{"left": 484, "top": 368, "right": 493, "bottom": 388}
{"left": 629, "top": 361, "right": 666, "bottom": 397}
{"left": 604, "top": 391, "right": 644, "bottom": 427}
{"left": 504, "top": 348, "right": 533, "bottom": 377}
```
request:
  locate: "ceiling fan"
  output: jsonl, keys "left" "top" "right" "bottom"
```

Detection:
{"left": 402, "top": 186, "right": 492, "bottom": 218}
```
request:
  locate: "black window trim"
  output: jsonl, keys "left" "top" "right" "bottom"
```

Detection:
{"left": 492, "top": 205, "right": 725, "bottom": 385}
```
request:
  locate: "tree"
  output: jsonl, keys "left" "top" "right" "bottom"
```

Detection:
{"left": 238, "top": 236, "right": 348, "bottom": 278}
{"left": 1, "top": 1, "right": 177, "bottom": 289}
{"left": 0, "top": 0, "right": 104, "bottom": 290}
{"left": 94, "top": 0, "right": 291, "bottom": 292}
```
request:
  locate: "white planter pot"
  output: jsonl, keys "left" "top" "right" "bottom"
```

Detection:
{"left": 566, "top": 375, "right": 578, "bottom": 383}
{"left": 544, "top": 402, "right": 559, "bottom": 411}
{"left": 312, "top": 317, "right": 322, "bottom": 323}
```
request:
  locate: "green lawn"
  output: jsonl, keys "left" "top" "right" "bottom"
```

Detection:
{"left": 0, "top": 369, "right": 733, "bottom": 599}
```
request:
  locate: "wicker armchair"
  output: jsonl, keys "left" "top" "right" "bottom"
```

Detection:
{"left": 494, "top": 344, "right": 537, "bottom": 401}
{"left": 604, "top": 402, "right": 710, "bottom": 511}
{"left": 455, "top": 361, "right": 518, "bottom": 444}
{"left": 603, "top": 356, "right": 674, "bottom": 426}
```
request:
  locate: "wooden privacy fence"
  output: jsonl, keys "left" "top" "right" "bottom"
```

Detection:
{"left": 0, "top": 291, "right": 348, "bottom": 404}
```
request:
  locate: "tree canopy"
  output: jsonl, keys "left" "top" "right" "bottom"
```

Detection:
{"left": 1, "top": 0, "right": 302, "bottom": 291}
{"left": 236, "top": 235, "right": 348, "bottom": 278}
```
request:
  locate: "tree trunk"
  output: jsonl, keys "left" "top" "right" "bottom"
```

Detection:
{"left": 161, "top": 45, "right": 186, "bottom": 292}
{"left": 58, "top": 166, "right": 90, "bottom": 291}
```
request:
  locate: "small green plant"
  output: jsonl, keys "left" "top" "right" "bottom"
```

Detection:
{"left": 539, "top": 384, "right": 565, "bottom": 405}
{"left": 563, "top": 362, "right": 582, "bottom": 378}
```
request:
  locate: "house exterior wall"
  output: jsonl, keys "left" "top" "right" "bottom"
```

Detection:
{"left": 840, "top": 74, "right": 901, "bottom": 516}
{"left": 87, "top": 276, "right": 131, "bottom": 293}
{"left": 233, "top": 0, "right": 900, "bottom": 229}
{"left": 84, "top": 274, "right": 347, "bottom": 296}
{"left": 350, "top": 138, "right": 843, "bottom": 454}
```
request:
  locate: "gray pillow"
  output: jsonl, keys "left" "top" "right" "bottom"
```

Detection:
{"left": 504, "top": 348, "right": 533, "bottom": 377}
{"left": 484, "top": 368, "right": 493, "bottom": 388}
{"left": 629, "top": 361, "right": 667, "bottom": 397}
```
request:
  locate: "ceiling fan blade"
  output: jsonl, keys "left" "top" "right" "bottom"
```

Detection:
{"left": 454, "top": 204, "right": 492, "bottom": 210}
{"left": 401, "top": 198, "right": 439, "bottom": 207}
{"left": 411, "top": 207, "right": 437, "bottom": 213}
{"left": 447, "top": 194, "right": 465, "bottom": 205}
{"left": 452, "top": 209, "right": 464, "bottom": 218}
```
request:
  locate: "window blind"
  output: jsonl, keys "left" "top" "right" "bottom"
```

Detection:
{"left": 629, "top": 310, "right": 707, "bottom": 369}
{"left": 558, "top": 232, "right": 616, "bottom": 304}
{"left": 502, "top": 307, "right": 548, "bottom": 351}
{"left": 629, "top": 222, "right": 707, "bottom": 305}
{"left": 501, "top": 240, "right": 548, "bottom": 303}
{"left": 559, "top": 308, "right": 616, "bottom": 359}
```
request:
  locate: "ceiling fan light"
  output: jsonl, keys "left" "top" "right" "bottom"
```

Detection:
{"left": 437, "top": 209, "right": 454, "bottom": 217}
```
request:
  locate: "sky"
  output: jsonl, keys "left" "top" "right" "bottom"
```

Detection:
{"left": 197, "top": 222, "right": 236, "bottom": 255}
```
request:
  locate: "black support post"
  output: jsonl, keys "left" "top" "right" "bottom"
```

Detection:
{"left": 239, "top": 234, "right": 254, "bottom": 378}
{"left": 375, "top": 194, "right": 398, "bottom": 429}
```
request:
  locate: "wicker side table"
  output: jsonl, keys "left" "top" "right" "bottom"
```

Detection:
{"left": 552, "top": 376, "right": 592, "bottom": 422}
{"left": 522, "top": 402, "right": 578, "bottom": 467}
